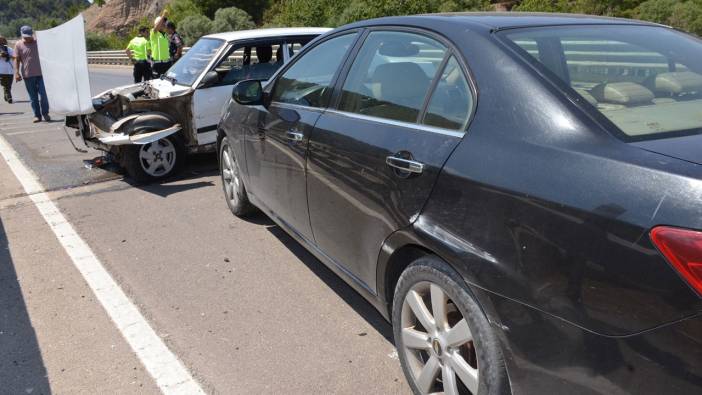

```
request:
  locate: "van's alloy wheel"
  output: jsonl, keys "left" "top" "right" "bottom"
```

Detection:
{"left": 219, "top": 136, "right": 255, "bottom": 216}
{"left": 221, "top": 143, "right": 241, "bottom": 206}
{"left": 393, "top": 257, "right": 510, "bottom": 395}
{"left": 139, "top": 139, "right": 176, "bottom": 177}
{"left": 401, "top": 282, "right": 478, "bottom": 394}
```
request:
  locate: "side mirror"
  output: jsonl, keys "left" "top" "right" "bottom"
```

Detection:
{"left": 199, "top": 71, "right": 219, "bottom": 88}
{"left": 232, "top": 80, "right": 263, "bottom": 106}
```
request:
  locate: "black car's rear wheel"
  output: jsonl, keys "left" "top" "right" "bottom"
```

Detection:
{"left": 220, "top": 136, "right": 255, "bottom": 217}
{"left": 393, "top": 256, "right": 510, "bottom": 395}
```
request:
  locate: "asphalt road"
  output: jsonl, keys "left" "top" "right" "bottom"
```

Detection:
{"left": 0, "top": 67, "right": 409, "bottom": 394}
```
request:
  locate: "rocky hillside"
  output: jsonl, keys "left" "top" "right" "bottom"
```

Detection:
{"left": 84, "top": 0, "right": 172, "bottom": 34}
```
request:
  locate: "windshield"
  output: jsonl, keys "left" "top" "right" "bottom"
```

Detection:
{"left": 166, "top": 38, "right": 224, "bottom": 86}
{"left": 502, "top": 25, "right": 702, "bottom": 141}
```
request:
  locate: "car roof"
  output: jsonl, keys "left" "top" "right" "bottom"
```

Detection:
{"left": 204, "top": 27, "right": 332, "bottom": 42}
{"left": 343, "top": 12, "right": 662, "bottom": 32}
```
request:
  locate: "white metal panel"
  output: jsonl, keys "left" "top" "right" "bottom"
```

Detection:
{"left": 36, "top": 14, "right": 93, "bottom": 115}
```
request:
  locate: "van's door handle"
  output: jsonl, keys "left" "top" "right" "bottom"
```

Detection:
{"left": 256, "top": 127, "right": 266, "bottom": 140}
{"left": 285, "top": 130, "right": 304, "bottom": 142}
{"left": 386, "top": 156, "right": 424, "bottom": 174}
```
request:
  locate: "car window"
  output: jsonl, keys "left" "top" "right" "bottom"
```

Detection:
{"left": 338, "top": 31, "right": 447, "bottom": 124}
{"left": 286, "top": 38, "right": 314, "bottom": 58}
{"left": 271, "top": 33, "right": 358, "bottom": 108}
{"left": 504, "top": 26, "right": 702, "bottom": 140}
{"left": 422, "top": 56, "right": 473, "bottom": 131}
{"left": 166, "top": 38, "right": 223, "bottom": 86}
{"left": 211, "top": 42, "right": 283, "bottom": 86}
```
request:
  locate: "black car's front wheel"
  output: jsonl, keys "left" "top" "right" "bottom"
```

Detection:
{"left": 393, "top": 256, "right": 510, "bottom": 395}
{"left": 220, "top": 136, "right": 255, "bottom": 217}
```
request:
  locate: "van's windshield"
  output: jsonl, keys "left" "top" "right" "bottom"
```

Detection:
{"left": 166, "top": 38, "right": 224, "bottom": 86}
{"left": 501, "top": 25, "right": 702, "bottom": 141}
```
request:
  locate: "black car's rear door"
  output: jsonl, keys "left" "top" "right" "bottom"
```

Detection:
{"left": 307, "top": 29, "right": 475, "bottom": 290}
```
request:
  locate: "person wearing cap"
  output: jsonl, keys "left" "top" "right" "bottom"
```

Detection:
{"left": 0, "top": 35, "right": 15, "bottom": 103}
{"left": 126, "top": 26, "right": 151, "bottom": 83}
{"left": 14, "top": 25, "right": 50, "bottom": 122}
{"left": 150, "top": 10, "right": 172, "bottom": 78}
{"left": 166, "top": 21, "right": 183, "bottom": 62}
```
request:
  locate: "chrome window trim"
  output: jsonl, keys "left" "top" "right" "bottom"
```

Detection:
{"left": 324, "top": 109, "right": 465, "bottom": 138}
{"left": 270, "top": 102, "right": 325, "bottom": 113}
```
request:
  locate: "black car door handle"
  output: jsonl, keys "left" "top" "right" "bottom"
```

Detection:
{"left": 285, "top": 130, "right": 304, "bottom": 142}
{"left": 386, "top": 156, "right": 424, "bottom": 174}
{"left": 256, "top": 127, "right": 266, "bottom": 140}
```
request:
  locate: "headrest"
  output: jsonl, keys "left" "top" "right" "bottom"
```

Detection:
{"left": 648, "top": 71, "right": 702, "bottom": 95}
{"left": 372, "top": 62, "right": 429, "bottom": 103}
{"left": 590, "top": 82, "right": 654, "bottom": 105}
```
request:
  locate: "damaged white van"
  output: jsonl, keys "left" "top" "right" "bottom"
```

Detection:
{"left": 66, "top": 28, "right": 329, "bottom": 181}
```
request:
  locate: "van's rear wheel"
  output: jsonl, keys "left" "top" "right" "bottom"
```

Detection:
{"left": 123, "top": 136, "right": 184, "bottom": 182}
{"left": 393, "top": 257, "right": 510, "bottom": 395}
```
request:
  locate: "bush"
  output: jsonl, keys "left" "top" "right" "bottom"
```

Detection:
{"left": 85, "top": 32, "right": 129, "bottom": 51}
{"left": 180, "top": 14, "right": 213, "bottom": 46}
{"left": 637, "top": 0, "right": 678, "bottom": 23}
{"left": 211, "top": 7, "right": 256, "bottom": 32}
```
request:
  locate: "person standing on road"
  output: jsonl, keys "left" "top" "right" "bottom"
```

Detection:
{"left": 0, "top": 35, "right": 15, "bottom": 103}
{"left": 150, "top": 11, "right": 172, "bottom": 78}
{"left": 126, "top": 26, "right": 151, "bottom": 83}
{"left": 14, "top": 25, "right": 50, "bottom": 123}
{"left": 166, "top": 21, "right": 184, "bottom": 63}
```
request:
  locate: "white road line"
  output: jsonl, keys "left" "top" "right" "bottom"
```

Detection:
{"left": 5, "top": 128, "right": 62, "bottom": 136}
{"left": 0, "top": 134, "right": 206, "bottom": 395}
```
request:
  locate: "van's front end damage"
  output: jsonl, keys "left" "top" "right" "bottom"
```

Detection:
{"left": 66, "top": 83, "right": 195, "bottom": 182}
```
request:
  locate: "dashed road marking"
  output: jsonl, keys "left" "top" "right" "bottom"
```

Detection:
{"left": 0, "top": 134, "right": 206, "bottom": 395}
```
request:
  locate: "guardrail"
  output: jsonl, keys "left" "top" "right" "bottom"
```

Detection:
{"left": 87, "top": 48, "right": 191, "bottom": 65}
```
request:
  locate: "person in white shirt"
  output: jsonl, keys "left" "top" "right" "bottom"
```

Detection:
{"left": 0, "top": 35, "right": 14, "bottom": 103}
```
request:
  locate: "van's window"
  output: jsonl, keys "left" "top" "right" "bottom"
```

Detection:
{"left": 422, "top": 56, "right": 473, "bottom": 130}
{"left": 216, "top": 43, "right": 283, "bottom": 86}
{"left": 272, "top": 33, "right": 357, "bottom": 108}
{"left": 503, "top": 26, "right": 702, "bottom": 141}
{"left": 338, "top": 31, "right": 447, "bottom": 124}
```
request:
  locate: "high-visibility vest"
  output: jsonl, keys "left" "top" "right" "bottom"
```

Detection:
{"left": 150, "top": 29, "right": 170, "bottom": 62}
{"left": 126, "top": 36, "right": 149, "bottom": 61}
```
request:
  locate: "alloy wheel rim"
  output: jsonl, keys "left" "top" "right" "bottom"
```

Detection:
{"left": 139, "top": 139, "right": 176, "bottom": 177}
{"left": 400, "top": 282, "right": 479, "bottom": 395}
{"left": 221, "top": 144, "right": 240, "bottom": 206}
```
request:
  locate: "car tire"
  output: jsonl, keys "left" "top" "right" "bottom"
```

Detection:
{"left": 392, "top": 256, "right": 510, "bottom": 395}
{"left": 219, "top": 136, "right": 256, "bottom": 217}
{"left": 122, "top": 135, "right": 185, "bottom": 183}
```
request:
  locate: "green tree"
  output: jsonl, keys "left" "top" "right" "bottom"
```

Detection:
{"left": 167, "top": 0, "right": 203, "bottom": 25}
{"left": 636, "top": 0, "right": 678, "bottom": 23}
{"left": 669, "top": 0, "right": 702, "bottom": 35}
{"left": 194, "top": 0, "right": 269, "bottom": 24}
{"left": 179, "top": 14, "right": 213, "bottom": 45}
{"left": 212, "top": 6, "right": 256, "bottom": 32}
{"left": 264, "top": 0, "right": 343, "bottom": 27}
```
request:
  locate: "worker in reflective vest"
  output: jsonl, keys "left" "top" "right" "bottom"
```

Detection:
{"left": 150, "top": 10, "right": 171, "bottom": 78}
{"left": 126, "top": 26, "right": 151, "bottom": 83}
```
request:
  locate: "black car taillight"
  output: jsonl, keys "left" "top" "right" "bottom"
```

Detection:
{"left": 650, "top": 226, "right": 702, "bottom": 297}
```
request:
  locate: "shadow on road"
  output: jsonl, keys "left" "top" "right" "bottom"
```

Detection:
{"left": 128, "top": 153, "right": 220, "bottom": 197}
{"left": 0, "top": 216, "right": 52, "bottom": 394}
{"left": 264, "top": 221, "right": 394, "bottom": 343}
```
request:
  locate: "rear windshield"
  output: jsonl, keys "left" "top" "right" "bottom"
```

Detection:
{"left": 501, "top": 25, "right": 702, "bottom": 141}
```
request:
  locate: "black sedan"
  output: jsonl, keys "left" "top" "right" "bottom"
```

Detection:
{"left": 217, "top": 13, "right": 702, "bottom": 395}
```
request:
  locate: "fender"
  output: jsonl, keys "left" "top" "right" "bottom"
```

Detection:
{"left": 98, "top": 112, "right": 181, "bottom": 146}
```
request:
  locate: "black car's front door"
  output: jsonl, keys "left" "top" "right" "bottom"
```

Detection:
{"left": 307, "top": 30, "right": 475, "bottom": 290}
{"left": 244, "top": 32, "right": 359, "bottom": 241}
